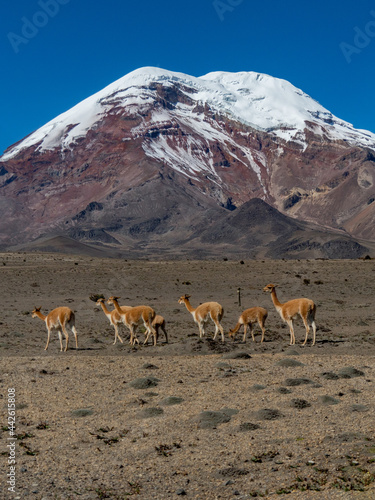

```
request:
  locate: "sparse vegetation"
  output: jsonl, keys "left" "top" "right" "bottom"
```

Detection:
{"left": 2, "top": 254, "right": 375, "bottom": 498}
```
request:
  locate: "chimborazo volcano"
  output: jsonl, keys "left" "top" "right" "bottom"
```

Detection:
{"left": 1, "top": 67, "right": 375, "bottom": 259}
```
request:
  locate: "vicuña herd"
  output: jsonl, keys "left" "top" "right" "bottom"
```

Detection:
{"left": 32, "top": 284, "right": 317, "bottom": 351}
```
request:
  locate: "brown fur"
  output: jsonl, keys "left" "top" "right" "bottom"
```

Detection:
{"left": 96, "top": 298, "right": 132, "bottom": 344}
{"left": 263, "top": 284, "right": 316, "bottom": 345}
{"left": 107, "top": 296, "right": 157, "bottom": 346}
{"left": 32, "top": 306, "right": 78, "bottom": 352}
{"left": 152, "top": 315, "right": 168, "bottom": 344}
{"left": 178, "top": 294, "right": 225, "bottom": 343}
{"left": 229, "top": 307, "right": 268, "bottom": 343}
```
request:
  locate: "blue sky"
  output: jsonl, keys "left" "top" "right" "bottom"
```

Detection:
{"left": 1, "top": 0, "right": 375, "bottom": 155}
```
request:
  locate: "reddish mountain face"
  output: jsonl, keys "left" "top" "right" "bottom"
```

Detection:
{"left": 1, "top": 67, "right": 375, "bottom": 258}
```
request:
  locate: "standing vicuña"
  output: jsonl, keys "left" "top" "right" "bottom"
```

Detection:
{"left": 263, "top": 284, "right": 316, "bottom": 346}
{"left": 32, "top": 306, "right": 78, "bottom": 352}
{"left": 107, "top": 297, "right": 157, "bottom": 346}
{"left": 229, "top": 307, "right": 268, "bottom": 343}
{"left": 96, "top": 298, "right": 132, "bottom": 344}
{"left": 178, "top": 294, "right": 225, "bottom": 343}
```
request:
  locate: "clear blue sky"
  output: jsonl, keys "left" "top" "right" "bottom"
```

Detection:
{"left": 1, "top": 0, "right": 375, "bottom": 155}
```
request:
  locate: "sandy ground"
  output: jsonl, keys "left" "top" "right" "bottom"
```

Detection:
{"left": 1, "top": 252, "right": 375, "bottom": 499}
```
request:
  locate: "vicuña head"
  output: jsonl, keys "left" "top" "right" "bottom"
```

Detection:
{"left": 31, "top": 306, "right": 42, "bottom": 318}
{"left": 107, "top": 296, "right": 120, "bottom": 304}
{"left": 178, "top": 294, "right": 191, "bottom": 304}
{"left": 228, "top": 328, "right": 236, "bottom": 339}
{"left": 263, "top": 283, "right": 278, "bottom": 293}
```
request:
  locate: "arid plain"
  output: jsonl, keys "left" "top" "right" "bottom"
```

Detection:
{"left": 1, "top": 252, "right": 375, "bottom": 499}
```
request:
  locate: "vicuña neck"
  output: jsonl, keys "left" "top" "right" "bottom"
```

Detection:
{"left": 35, "top": 311, "right": 46, "bottom": 321}
{"left": 183, "top": 299, "right": 195, "bottom": 313}
{"left": 271, "top": 289, "right": 283, "bottom": 308}
{"left": 111, "top": 300, "right": 122, "bottom": 313}
{"left": 99, "top": 302, "right": 111, "bottom": 315}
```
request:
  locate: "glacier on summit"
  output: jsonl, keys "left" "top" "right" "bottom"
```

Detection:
{"left": 2, "top": 66, "right": 375, "bottom": 163}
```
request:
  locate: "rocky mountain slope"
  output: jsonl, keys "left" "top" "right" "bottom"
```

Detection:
{"left": 1, "top": 67, "right": 375, "bottom": 258}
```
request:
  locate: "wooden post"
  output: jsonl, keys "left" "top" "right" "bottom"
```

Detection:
{"left": 237, "top": 287, "right": 241, "bottom": 308}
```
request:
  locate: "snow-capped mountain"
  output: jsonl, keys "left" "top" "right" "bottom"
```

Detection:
{"left": 3, "top": 67, "right": 375, "bottom": 160}
{"left": 1, "top": 67, "right": 375, "bottom": 258}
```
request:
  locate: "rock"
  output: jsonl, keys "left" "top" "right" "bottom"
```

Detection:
{"left": 284, "top": 378, "right": 313, "bottom": 386}
{"left": 290, "top": 398, "right": 311, "bottom": 409}
{"left": 319, "top": 395, "right": 340, "bottom": 405}
{"left": 223, "top": 351, "right": 251, "bottom": 359}
{"left": 250, "top": 384, "right": 266, "bottom": 391}
{"left": 139, "top": 407, "right": 164, "bottom": 418}
{"left": 194, "top": 410, "right": 231, "bottom": 429}
{"left": 276, "top": 387, "right": 292, "bottom": 394}
{"left": 283, "top": 348, "right": 300, "bottom": 356}
{"left": 338, "top": 367, "right": 365, "bottom": 378}
{"left": 129, "top": 377, "right": 160, "bottom": 389}
{"left": 276, "top": 358, "right": 304, "bottom": 367}
{"left": 216, "top": 362, "right": 232, "bottom": 370}
{"left": 351, "top": 404, "right": 368, "bottom": 412}
{"left": 238, "top": 422, "right": 260, "bottom": 432}
{"left": 221, "top": 408, "right": 239, "bottom": 417}
{"left": 70, "top": 408, "right": 93, "bottom": 417}
{"left": 320, "top": 371, "right": 339, "bottom": 380}
{"left": 255, "top": 408, "right": 283, "bottom": 421}
{"left": 160, "top": 396, "right": 184, "bottom": 406}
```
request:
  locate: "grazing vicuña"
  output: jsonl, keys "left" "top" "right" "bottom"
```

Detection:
{"left": 229, "top": 307, "right": 268, "bottom": 343}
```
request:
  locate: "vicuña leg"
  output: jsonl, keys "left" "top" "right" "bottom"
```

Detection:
{"left": 212, "top": 319, "right": 224, "bottom": 342}
{"left": 143, "top": 326, "right": 155, "bottom": 346}
{"left": 302, "top": 319, "right": 316, "bottom": 346}
{"left": 302, "top": 317, "right": 310, "bottom": 346}
{"left": 62, "top": 324, "right": 69, "bottom": 352}
{"left": 113, "top": 324, "right": 123, "bottom": 345}
{"left": 129, "top": 326, "right": 140, "bottom": 346}
{"left": 198, "top": 322, "right": 205, "bottom": 338}
{"left": 286, "top": 320, "right": 295, "bottom": 345}
{"left": 260, "top": 322, "right": 266, "bottom": 343}
{"left": 45, "top": 328, "right": 52, "bottom": 351}
{"left": 249, "top": 323, "right": 255, "bottom": 342}
{"left": 72, "top": 325, "right": 78, "bottom": 348}
{"left": 160, "top": 324, "right": 168, "bottom": 343}
{"left": 312, "top": 321, "right": 316, "bottom": 346}
{"left": 241, "top": 324, "right": 247, "bottom": 342}
{"left": 56, "top": 330, "right": 62, "bottom": 352}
